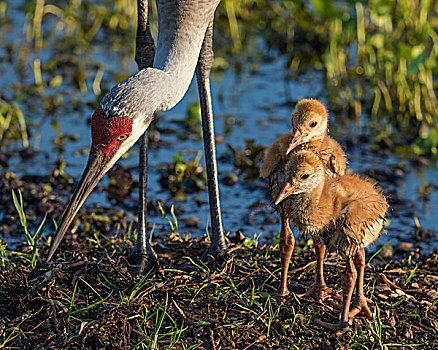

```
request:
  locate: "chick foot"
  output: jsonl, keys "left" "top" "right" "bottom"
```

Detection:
{"left": 298, "top": 282, "right": 342, "bottom": 302}
{"left": 328, "top": 296, "right": 373, "bottom": 318}
{"left": 349, "top": 296, "right": 373, "bottom": 319}
{"left": 315, "top": 319, "right": 351, "bottom": 335}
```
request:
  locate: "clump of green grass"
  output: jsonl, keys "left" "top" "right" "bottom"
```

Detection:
{"left": 11, "top": 189, "right": 46, "bottom": 268}
{"left": 0, "top": 98, "right": 31, "bottom": 149}
{"left": 158, "top": 201, "right": 184, "bottom": 241}
{"left": 0, "top": 238, "right": 8, "bottom": 267}
{"left": 321, "top": 0, "right": 438, "bottom": 151}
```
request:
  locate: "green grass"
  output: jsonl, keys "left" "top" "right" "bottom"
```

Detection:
{"left": 158, "top": 202, "right": 179, "bottom": 237}
{"left": 11, "top": 189, "right": 46, "bottom": 267}
{"left": 2, "top": 231, "right": 435, "bottom": 348}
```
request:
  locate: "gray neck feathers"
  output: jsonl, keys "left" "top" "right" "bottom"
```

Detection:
{"left": 100, "top": 68, "right": 168, "bottom": 123}
{"left": 101, "top": 0, "right": 220, "bottom": 119}
{"left": 154, "top": 0, "right": 220, "bottom": 109}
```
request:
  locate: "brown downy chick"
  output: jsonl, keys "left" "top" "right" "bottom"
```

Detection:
{"left": 268, "top": 157, "right": 341, "bottom": 299}
{"left": 261, "top": 99, "right": 347, "bottom": 299}
{"left": 287, "top": 98, "right": 346, "bottom": 175}
{"left": 275, "top": 150, "right": 388, "bottom": 331}
{"left": 259, "top": 98, "right": 346, "bottom": 179}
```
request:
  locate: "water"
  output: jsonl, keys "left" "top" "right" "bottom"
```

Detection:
{"left": 5, "top": 57, "right": 438, "bottom": 252}
{"left": 1, "top": 2, "right": 437, "bottom": 254}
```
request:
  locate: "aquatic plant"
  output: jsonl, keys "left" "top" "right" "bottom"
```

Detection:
{"left": 0, "top": 99, "right": 29, "bottom": 149}
{"left": 159, "top": 152, "right": 207, "bottom": 199}
{"left": 1, "top": 0, "right": 438, "bottom": 155}
{"left": 215, "top": 0, "right": 438, "bottom": 151}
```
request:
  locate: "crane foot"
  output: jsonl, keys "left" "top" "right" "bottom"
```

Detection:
{"left": 202, "top": 242, "right": 228, "bottom": 262}
{"left": 127, "top": 247, "right": 157, "bottom": 275}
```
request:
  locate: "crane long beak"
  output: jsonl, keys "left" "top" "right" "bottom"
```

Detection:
{"left": 285, "top": 130, "right": 308, "bottom": 155}
{"left": 46, "top": 148, "right": 109, "bottom": 261}
{"left": 274, "top": 182, "right": 299, "bottom": 205}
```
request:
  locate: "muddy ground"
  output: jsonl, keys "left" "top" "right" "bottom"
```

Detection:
{"left": 1, "top": 231, "right": 437, "bottom": 349}
{"left": 0, "top": 165, "right": 437, "bottom": 349}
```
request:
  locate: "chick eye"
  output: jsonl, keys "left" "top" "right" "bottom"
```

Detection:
{"left": 301, "top": 173, "right": 309, "bottom": 180}
{"left": 116, "top": 134, "right": 129, "bottom": 141}
{"left": 309, "top": 121, "right": 317, "bottom": 128}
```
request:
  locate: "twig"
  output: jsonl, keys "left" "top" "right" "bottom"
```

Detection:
{"left": 237, "top": 268, "right": 261, "bottom": 282}
{"left": 261, "top": 265, "right": 278, "bottom": 280}
{"left": 242, "top": 335, "right": 266, "bottom": 350}
{"left": 172, "top": 299, "right": 187, "bottom": 319}
{"left": 49, "top": 299, "right": 61, "bottom": 338}
{"left": 289, "top": 260, "right": 316, "bottom": 274}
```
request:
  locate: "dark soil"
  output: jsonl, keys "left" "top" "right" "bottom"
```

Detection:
{"left": 1, "top": 144, "right": 438, "bottom": 349}
{"left": 1, "top": 226, "right": 437, "bottom": 349}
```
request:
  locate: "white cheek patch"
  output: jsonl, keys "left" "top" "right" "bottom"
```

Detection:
{"left": 134, "top": 117, "right": 152, "bottom": 131}
{"left": 104, "top": 137, "right": 137, "bottom": 173}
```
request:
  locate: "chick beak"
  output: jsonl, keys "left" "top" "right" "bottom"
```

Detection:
{"left": 286, "top": 129, "right": 308, "bottom": 155}
{"left": 46, "top": 147, "right": 110, "bottom": 261}
{"left": 275, "top": 182, "right": 299, "bottom": 205}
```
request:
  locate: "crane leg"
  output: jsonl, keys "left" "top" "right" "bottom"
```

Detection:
{"left": 129, "top": 0, "right": 157, "bottom": 272}
{"left": 195, "top": 17, "right": 227, "bottom": 259}
{"left": 135, "top": 0, "right": 155, "bottom": 71}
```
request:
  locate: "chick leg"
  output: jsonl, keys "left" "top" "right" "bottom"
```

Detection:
{"left": 298, "top": 239, "right": 342, "bottom": 301}
{"left": 349, "top": 248, "right": 373, "bottom": 318}
{"left": 316, "top": 259, "right": 357, "bottom": 331}
{"left": 278, "top": 216, "right": 295, "bottom": 296}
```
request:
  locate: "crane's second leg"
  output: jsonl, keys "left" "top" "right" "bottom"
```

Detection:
{"left": 134, "top": 0, "right": 155, "bottom": 71}
{"left": 130, "top": 133, "right": 157, "bottom": 270}
{"left": 129, "top": 0, "right": 157, "bottom": 272}
{"left": 196, "top": 17, "right": 227, "bottom": 259}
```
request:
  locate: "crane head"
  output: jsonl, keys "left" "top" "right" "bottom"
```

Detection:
{"left": 46, "top": 106, "right": 139, "bottom": 261}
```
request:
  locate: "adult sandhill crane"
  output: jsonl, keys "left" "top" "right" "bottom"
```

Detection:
{"left": 46, "top": 0, "right": 227, "bottom": 270}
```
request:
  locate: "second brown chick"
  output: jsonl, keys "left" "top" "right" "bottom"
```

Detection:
{"left": 275, "top": 150, "right": 387, "bottom": 331}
